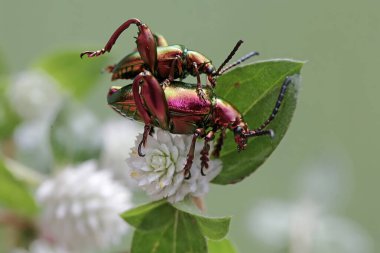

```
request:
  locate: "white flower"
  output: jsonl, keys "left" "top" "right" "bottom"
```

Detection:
{"left": 126, "top": 129, "right": 222, "bottom": 203}
{"left": 100, "top": 118, "right": 142, "bottom": 186}
{"left": 36, "top": 160, "right": 132, "bottom": 253}
{"left": 7, "top": 70, "right": 63, "bottom": 121}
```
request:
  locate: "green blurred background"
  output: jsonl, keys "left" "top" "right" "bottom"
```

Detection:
{"left": 1, "top": 0, "right": 379, "bottom": 252}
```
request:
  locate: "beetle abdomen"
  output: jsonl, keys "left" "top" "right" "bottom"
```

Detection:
{"left": 112, "top": 51, "right": 145, "bottom": 80}
{"left": 107, "top": 82, "right": 214, "bottom": 133}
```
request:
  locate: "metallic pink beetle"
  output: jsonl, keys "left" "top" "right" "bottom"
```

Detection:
{"left": 107, "top": 77, "right": 292, "bottom": 178}
{"left": 80, "top": 18, "right": 258, "bottom": 100}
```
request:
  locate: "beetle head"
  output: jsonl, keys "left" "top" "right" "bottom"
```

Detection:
{"left": 232, "top": 120, "right": 249, "bottom": 151}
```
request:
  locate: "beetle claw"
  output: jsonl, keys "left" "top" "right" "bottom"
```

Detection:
{"left": 80, "top": 49, "right": 106, "bottom": 58}
{"left": 196, "top": 88, "right": 207, "bottom": 102}
{"left": 201, "top": 166, "right": 207, "bottom": 176}
{"left": 184, "top": 169, "right": 191, "bottom": 179}
{"left": 137, "top": 140, "right": 145, "bottom": 157}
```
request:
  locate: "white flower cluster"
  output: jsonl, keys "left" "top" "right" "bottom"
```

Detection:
{"left": 36, "top": 160, "right": 132, "bottom": 252}
{"left": 127, "top": 129, "right": 222, "bottom": 203}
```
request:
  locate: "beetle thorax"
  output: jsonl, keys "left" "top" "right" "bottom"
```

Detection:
{"left": 213, "top": 98, "right": 242, "bottom": 128}
{"left": 186, "top": 51, "right": 215, "bottom": 75}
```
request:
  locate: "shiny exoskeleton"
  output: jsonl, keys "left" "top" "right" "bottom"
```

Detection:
{"left": 80, "top": 18, "right": 259, "bottom": 99}
{"left": 107, "top": 76, "right": 292, "bottom": 179}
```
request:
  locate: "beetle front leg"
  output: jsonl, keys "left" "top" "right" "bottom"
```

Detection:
{"left": 192, "top": 62, "right": 206, "bottom": 101}
{"left": 183, "top": 128, "right": 204, "bottom": 179}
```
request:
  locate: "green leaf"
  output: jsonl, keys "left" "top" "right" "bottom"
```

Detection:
{"left": 131, "top": 212, "right": 207, "bottom": 253}
{"left": 35, "top": 50, "right": 107, "bottom": 99}
{"left": 121, "top": 200, "right": 174, "bottom": 231}
{"left": 212, "top": 59, "right": 304, "bottom": 184}
{"left": 196, "top": 216, "right": 230, "bottom": 240}
{"left": 208, "top": 238, "right": 238, "bottom": 253}
{"left": 0, "top": 159, "right": 38, "bottom": 216}
{"left": 121, "top": 201, "right": 231, "bottom": 253}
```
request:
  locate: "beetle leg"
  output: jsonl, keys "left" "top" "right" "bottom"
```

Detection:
{"left": 169, "top": 56, "right": 181, "bottom": 82}
{"left": 80, "top": 19, "right": 158, "bottom": 73}
{"left": 184, "top": 128, "right": 204, "bottom": 179}
{"left": 161, "top": 55, "right": 182, "bottom": 88}
{"left": 80, "top": 18, "right": 143, "bottom": 58}
{"left": 137, "top": 125, "right": 153, "bottom": 157}
{"left": 192, "top": 62, "right": 206, "bottom": 101}
{"left": 212, "top": 128, "right": 226, "bottom": 158}
{"left": 132, "top": 71, "right": 170, "bottom": 130}
{"left": 200, "top": 130, "right": 215, "bottom": 176}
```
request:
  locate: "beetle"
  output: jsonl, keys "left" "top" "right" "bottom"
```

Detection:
{"left": 107, "top": 74, "right": 292, "bottom": 179}
{"left": 80, "top": 18, "right": 259, "bottom": 99}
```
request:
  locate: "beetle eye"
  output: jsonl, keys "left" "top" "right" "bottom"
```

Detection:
{"left": 234, "top": 126, "right": 242, "bottom": 135}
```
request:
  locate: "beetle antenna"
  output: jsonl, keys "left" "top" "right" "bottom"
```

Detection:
{"left": 244, "top": 129, "right": 274, "bottom": 138}
{"left": 255, "top": 77, "right": 292, "bottom": 132}
{"left": 214, "top": 40, "right": 244, "bottom": 76}
{"left": 217, "top": 51, "right": 259, "bottom": 76}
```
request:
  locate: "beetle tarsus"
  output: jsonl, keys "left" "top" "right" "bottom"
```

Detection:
{"left": 200, "top": 143, "right": 210, "bottom": 176}
{"left": 184, "top": 169, "right": 191, "bottom": 180}
{"left": 196, "top": 88, "right": 206, "bottom": 102}
{"left": 137, "top": 140, "right": 145, "bottom": 157}
{"left": 80, "top": 49, "right": 106, "bottom": 58}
